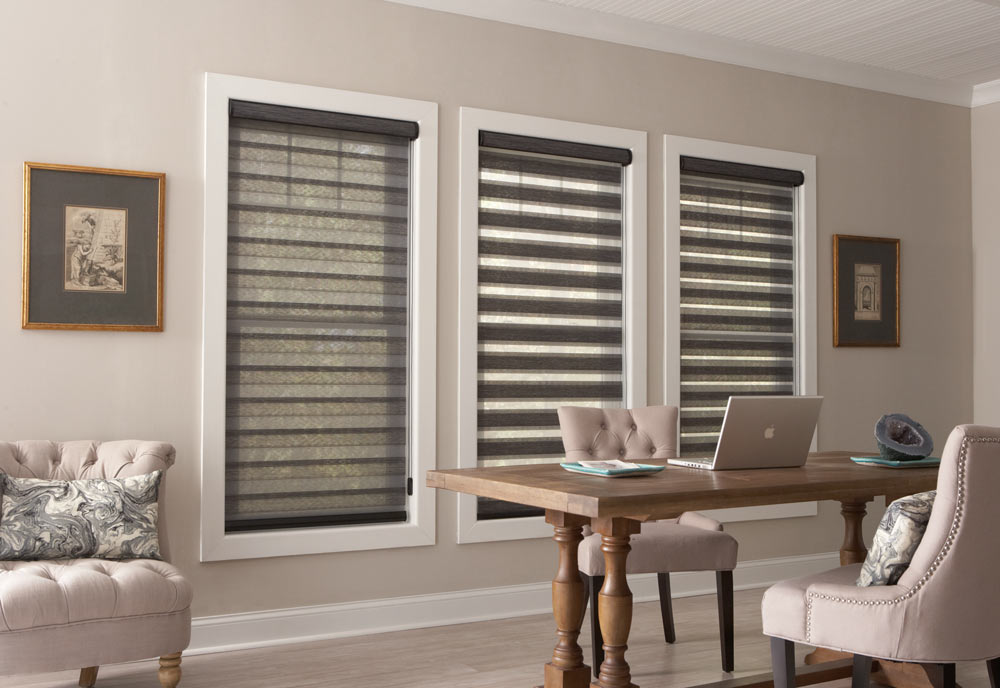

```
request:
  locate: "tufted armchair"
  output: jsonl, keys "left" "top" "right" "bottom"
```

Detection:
{"left": 558, "top": 406, "right": 739, "bottom": 675}
{"left": 762, "top": 425, "right": 1000, "bottom": 688}
{"left": 0, "top": 440, "right": 192, "bottom": 687}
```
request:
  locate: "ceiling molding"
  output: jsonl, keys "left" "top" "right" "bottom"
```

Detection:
{"left": 972, "top": 79, "right": 1000, "bottom": 107}
{"left": 388, "top": 0, "right": 977, "bottom": 107}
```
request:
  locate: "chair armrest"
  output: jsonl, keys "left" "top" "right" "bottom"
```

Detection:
{"left": 804, "top": 581, "right": 912, "bottom": 658}
{"left": 678, "top": 511, "right": 723, "bottom": 532}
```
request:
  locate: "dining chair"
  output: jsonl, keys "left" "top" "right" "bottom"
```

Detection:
{"left": 762, "top": 424, "right": 1000, "bottom": 688}
{"left": 558, "top": 405, "right": 739, "bottom": 675}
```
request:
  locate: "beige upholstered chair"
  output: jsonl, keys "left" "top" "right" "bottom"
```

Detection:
{"left": 558, "top": 406, "right": 739, "bottom": 675}
{"left": 0, "top": 440, "right": 192, "bottom": 688}
{"left": 762, "top": 425, "right": 1000, "bottom": 688}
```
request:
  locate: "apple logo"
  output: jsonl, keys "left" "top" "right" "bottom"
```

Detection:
{"left": 764, "top": 425, "right": 776, "bottom": 440}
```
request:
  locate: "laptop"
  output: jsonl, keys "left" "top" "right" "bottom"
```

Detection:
{"left": 668, "top": 395, "right": 823, "bottom": 470}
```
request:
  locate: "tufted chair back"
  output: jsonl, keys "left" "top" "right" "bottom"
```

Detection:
{"left": 0, "top": 440, "right": 177, "bottom": 561}
{"left": 558, "top": 406, "right": 678, "bottom": 462}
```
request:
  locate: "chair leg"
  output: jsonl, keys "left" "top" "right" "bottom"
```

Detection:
{"left": 716, "top": 570, "right": 734, "bottom": 672}
{"left": 584, "top": 574, "right": 605, "bottom": 678}
{"left": 158, "top": 652, "right": 182, "bottom": 688}
{"left": 941, "top": 663, "right": 956, "bottom": 688}
{"left": 988, "top": 657, "right": 1000, "bottom": 688}
{"left": 657, "top": 572, "right": 677, "bottom": 644}
{"left": 79, "top": 666, "right": 99, "bottom": 688}
{"left": 852, "top": 655, "right": 873, "bottom": 688}
{"left": 770, "top": 637, "right": 795, "bottom": 688}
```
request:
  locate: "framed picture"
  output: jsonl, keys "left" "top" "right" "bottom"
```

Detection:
{"left": 833, "top": 234, "right": 899, "bottom": 347}
{"left": 22, "top": 162, "right": 164, "bottom": 331}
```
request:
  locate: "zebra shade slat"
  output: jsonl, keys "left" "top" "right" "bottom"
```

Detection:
{"left": 679, "top": 171, "right": 798, "bottom": 458}
{"left": 225, "top": 109, "right": 414, "bottom": 533}
{"left": 476, "top": 141, "right": 629, "bottom": 521}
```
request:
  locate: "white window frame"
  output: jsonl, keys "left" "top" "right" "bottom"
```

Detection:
{"left": 664, "top": 135, "right": 818, "bottom": 523}
{"left": 200, "top": 73, "right": 437, "bottom": 561}
{"left": 457, "top": 107, "right": 647, "bottom": 544}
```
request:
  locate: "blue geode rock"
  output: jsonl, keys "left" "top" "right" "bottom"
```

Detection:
{"left": 875, "top": 414, "right": 933, "bottom": 461}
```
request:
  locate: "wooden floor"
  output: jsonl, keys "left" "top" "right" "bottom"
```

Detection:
{"left": 16, "top": 588, "right": 993, "bottom": 688}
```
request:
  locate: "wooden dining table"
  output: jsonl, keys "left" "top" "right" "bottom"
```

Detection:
{"left": 427, "top": 452, "right": 941, "bottom": 688}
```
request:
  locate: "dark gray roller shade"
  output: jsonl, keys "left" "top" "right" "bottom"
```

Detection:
{"left": 680, "top": 156, "right": 804, "bottom": 187}
{"left": 225, "top": 108, "right": 412, "bottom": 532}
{"left": 231, "top": 99, "right": 419, "bottom": 140}
{"left": 479, "top": 131, "right": 632, "bottom": 165}
{"left": 679, "top": 171, "right": 797, "bottom": 457}
{"left": 476, "top": 140, "right": 626, "bottom": 520}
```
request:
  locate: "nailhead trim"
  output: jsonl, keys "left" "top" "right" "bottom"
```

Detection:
{"left": 804, "top": 435, "right": 999, "bottom": 643}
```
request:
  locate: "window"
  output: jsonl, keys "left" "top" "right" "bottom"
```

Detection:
{"left": 202, "top": 74, "right": 437, "bottom": 560}
{"left": 458, "top": 109, "right": 646, "bottom": 543}
{"left": 677, "top": 158, "right": 802, "bottom": 456}
{"left": 664, "top": 136, "right": 817, "bottom": 522}
{"left": 224, "top": 102, "right": 415, "bottom": 533}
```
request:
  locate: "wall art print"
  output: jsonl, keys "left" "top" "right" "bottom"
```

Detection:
{"left": 23, "top": 162, "right": 164, "bottom": 331}
{"left": 833, "top": 234, "right": 900, "bottom": 347}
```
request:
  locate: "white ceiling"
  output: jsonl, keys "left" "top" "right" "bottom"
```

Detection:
{"left": 389, "top": 0, "right": 1000, "bottom": 106}
{"left": 545, "top": 0, "right": 1000, "bottom": 84}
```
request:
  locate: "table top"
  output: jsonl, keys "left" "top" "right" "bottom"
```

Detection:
{"left": 426, "top": 452, "right": 941, "bottom": 520}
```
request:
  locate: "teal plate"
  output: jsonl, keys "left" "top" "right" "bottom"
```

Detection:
{"left": 850, "top": 455, "right": 941, "bottom": 469}
{"left": 560, "top": 462, "right": 666, "bottom": 478}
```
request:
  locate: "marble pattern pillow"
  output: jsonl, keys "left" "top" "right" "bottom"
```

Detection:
{"left": 857, "top": 490, "right": 936, "bottom": 586}
{"left": 0, "top": 471, "right": 162, "bottom": 560}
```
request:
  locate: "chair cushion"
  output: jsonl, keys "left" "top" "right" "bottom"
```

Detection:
{"left": 761, "top": 563, "right": 862, "bottom": 642}
{"left": 0, "top": 559, "right": 192, "bottom": 632}
{"left": 857, "top": 491, "right": 936, "bottom": 586}
{"left": 578, "top": 519, "right": 738, "bottom": 575}
{"left": 0, "top": 472, "right": 162, "bottom": 560}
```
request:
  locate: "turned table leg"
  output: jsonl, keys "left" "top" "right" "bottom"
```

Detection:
{"left": 592, "top": 517, "right": 641, "bottom": 688}
{"left": 543, "top": 510, "right": 592, "bottom": 688}
{"left": 839, "top": 497, "right": 871, "bottom": 565}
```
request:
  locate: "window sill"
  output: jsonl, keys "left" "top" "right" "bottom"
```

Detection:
{"left": 200, "top": 519, "right": 435, "bottom": 562}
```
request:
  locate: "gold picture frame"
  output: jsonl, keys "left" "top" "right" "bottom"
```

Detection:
{"left": 23, "top": 162, "right": 165, "bottom": 331}
{"left": 833, "top": 234, "right": 900, "bottom": 347}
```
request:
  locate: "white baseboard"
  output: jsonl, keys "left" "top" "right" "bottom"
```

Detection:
{"left": 188, "top": 550, "right": 839, "bottom": 656}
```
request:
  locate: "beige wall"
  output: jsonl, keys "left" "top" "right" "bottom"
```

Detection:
{"left": 973, "top": 102, "right": 1000, "bottom": 424}
{"left": 0, "top": 0, "right": 972, "bottom": 618}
